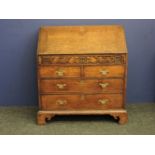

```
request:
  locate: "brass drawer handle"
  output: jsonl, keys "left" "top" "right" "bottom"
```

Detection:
{"left": 100, "top": 69, "right": 109, "bottom": 75}
{"left": 98, "top": 99, "right": 109, "bottom": 105}
{"left": 56, "top": 99, "right": 67, "bottom": 105}
{"left": 56, "top": 69, "right": 64, "bottom": 77}
{"left": 56, "top": 83, "right": 66, "bottom": 89}
{"left": 99, "top": 82, "right": 109, "bottom": 88}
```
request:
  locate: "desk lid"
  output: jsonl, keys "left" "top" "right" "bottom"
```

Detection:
{"left": 37, "top": 25, "right": 128, "bottom": 55}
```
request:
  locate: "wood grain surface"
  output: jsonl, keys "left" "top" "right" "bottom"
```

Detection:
{"left": 37, "top": 25, "right": 127, "bottom": 55}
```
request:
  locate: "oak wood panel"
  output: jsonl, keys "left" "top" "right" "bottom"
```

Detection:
{"left": 84, "top": 65, "right": 124, "bottom": 78}
{"left": 40, "top": 79, "right": 123, "bottom": 93}
{"left": 39, "top": 66, "right": 81, "bottom": 78}
{"left": 37, "top": 25, "right": 127, "bottom": 55}
{"left": 41, "top": 94, "right": 123, "bottom": 110}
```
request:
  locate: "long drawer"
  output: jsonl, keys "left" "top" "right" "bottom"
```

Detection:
{"left": 41, "top": 94, "right": 123, "bottom": 110}
{"left": 40, "top": 79, "right": 123, "bottom": 93}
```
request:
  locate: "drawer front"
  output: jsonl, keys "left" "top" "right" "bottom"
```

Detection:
{"left": 40, "top": 79, "right": 81, "bottom": 93}
{"left": 83, "top": 94, "right": 123, "bottom": 110}
{"left": 41, "top": 94, "right": 123, "bottom": 110}
{"left": 82, "top": 79, "right": 123, "bottom": 93}
{"left": 40, "top": 79, "right": 123, "bottom": 93}
{"left": 39, "top": 66, "right": 80, "bottom": 78}
{"left": 41, "top": 95, "right": 81, "bottom": 110}
{"left": 84, "top": 66, "right": 124, "bottom": 78}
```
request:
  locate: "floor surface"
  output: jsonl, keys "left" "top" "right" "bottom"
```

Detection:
{"left": 0, "top": 103, "right": 155, "bottom": 135}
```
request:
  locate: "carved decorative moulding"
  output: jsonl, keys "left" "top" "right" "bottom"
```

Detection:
{"left": 38, "top": 54, "right": 125, "bottom": 65}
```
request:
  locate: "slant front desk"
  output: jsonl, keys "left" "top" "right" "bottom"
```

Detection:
{"left": 37, "top": 25, "right": 128, "bottom": 125}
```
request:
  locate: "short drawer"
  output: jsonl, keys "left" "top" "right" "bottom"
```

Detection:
{"left": 39, "top": 66, "right": 80, "bottom": 78}
{"left": 40, "top": 79, "right": 123, "bottom": 93}
{"left": 40, "top": 94, "right": 123, "bottom": 110}
{"left": 84, "top": 66, "right": 125, "bottom": 78}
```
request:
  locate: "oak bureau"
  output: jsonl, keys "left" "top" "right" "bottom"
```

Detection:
{"left": 37, "top": 25, "right": 128, "bottom": 125}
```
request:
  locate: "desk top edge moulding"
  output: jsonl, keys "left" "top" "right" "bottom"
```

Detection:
{"left": 37, "top": 25, "right": 128, "bottom": 125}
